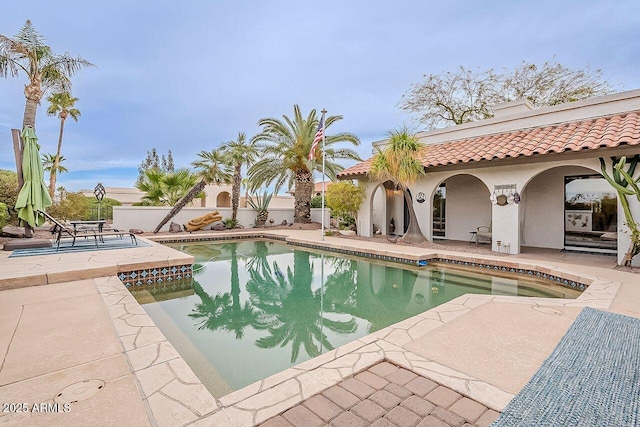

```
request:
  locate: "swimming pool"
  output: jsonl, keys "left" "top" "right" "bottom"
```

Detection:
{"left": 130, "top": 240, "right": 579, "bottom": 397}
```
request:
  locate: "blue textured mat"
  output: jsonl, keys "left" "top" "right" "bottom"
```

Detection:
{"left": 9, "top": 237, "right": 149, "bottom": 257}
{"left": 492, "top": 307, "right": 640, "bottom": 426}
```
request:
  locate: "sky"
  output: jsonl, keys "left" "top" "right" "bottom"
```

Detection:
{"left": 1, "top": 1, "right": 639, "bottom": 193}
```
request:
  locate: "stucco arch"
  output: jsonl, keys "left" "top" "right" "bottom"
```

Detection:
{"left": 427, "top": 173, "right": 491, "bottom": 241}
{"left": 521, "top": 160, "right": 601, "bottom": 193}
{"left": 519, "top": 162, "right": 612, "bottom": 250}
{"left": 216, "top": 191, "right": 231, "bottom": 208}
{"left": 427, "top": 171, "right": 491, "bottom": 200}
{"left": 368, "top": 181, "right": 406, "bottom": 236}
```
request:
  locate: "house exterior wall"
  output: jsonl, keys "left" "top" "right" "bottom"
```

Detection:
{"left": 358, "top": 157, "right": 610, "bottom": 255}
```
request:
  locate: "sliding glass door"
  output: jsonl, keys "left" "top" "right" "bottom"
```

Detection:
{"left": 564, "top": 175, "right": 617, "bottom": 251}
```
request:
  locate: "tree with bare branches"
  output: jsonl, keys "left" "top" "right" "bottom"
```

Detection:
{"left": 400, "top": 60, "right": 615, "bottom": 130}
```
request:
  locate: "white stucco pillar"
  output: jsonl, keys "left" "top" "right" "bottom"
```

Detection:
{"left": 491, "top": 202, "right": 521, "bottom": 254}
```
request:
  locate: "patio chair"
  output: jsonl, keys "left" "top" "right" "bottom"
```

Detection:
{"left": 476, "top": 225, "right": 492, "bottom": 244}
{"left": 37, "top": 209, "right": 86, "bottom": 249}
{"left": 37, "top": 210, "right": 137, "bottom": 250}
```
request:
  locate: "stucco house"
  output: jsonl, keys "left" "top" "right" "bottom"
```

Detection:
{"left": 338, "top": 89, "right": 640, "bottom": 266}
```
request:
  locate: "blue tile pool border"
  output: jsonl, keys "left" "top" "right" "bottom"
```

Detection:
{"left": 118, "top": 264, "right": 193, "bottom": 287}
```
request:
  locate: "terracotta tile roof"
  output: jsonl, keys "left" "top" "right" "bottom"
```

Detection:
{"left": 338, "top": 111, "right": 640, "bottom": 178}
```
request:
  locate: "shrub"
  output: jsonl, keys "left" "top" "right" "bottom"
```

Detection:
{"left": 0, "top": 202, "right": 9, "bottom": 229}
{"left": 325, "top": 181, "right": 365, "bottom": 230}
{"left": 222, "top": 218, "right": 238, "bottom": 229}
{"left": 88, "top": 197, "right": 122, "bottom": 220}
{"left": 0, "top": 170, "right": 19, "bottom": 225}
{"left": 310, "top": 195, "right": 323, "bottom": 208}
{"left": 47, "top": 192, "right": 91, "bottom": 221}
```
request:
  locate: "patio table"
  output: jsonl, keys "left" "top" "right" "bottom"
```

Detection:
{"left": 69, "top": 220, "right": 106, "bottom": 234}
{"left": 69, "top": 220, "right": 107, "bottom": 242}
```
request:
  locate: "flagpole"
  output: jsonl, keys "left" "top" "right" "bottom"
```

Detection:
{"left": 320, "top": 109, "right": 327, "bottom": 241}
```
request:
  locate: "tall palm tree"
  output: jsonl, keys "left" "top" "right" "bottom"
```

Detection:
{"left": 249, "top": 105, "right": 361, "bottom": 223}
{"left": 42, "top": 153, "right": 68, "bottom": 185}
{"left": 0, "top": 20, "right": 93, "bottom": 129}
{"left": 220, "top": 132, "right": 259, "bottom": 221}
{"left": 46, "top": 92, "right": 80, "bottom": 198}
{"left": 369, "top": 127, "right": 428, "bottom": 243}
{"left": 153, "top": 149, "right": 232, "bottom": 233}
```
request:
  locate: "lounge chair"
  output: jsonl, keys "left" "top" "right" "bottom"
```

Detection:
{"left": 36, "top": 210, "right": 137, "bottom": 251}
{"left": 476, "top": 225, "right": 492, "bottom": 244}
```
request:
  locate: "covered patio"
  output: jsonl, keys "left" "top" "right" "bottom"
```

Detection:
{"left": 340, "top": 90, "right": 640, "bottom": 266}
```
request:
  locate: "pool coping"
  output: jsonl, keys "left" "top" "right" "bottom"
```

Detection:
{"left": 95, "top": 231, "right": 620, "bottom": 426}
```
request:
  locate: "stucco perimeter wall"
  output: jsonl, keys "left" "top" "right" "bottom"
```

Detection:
{"left": 113, "top": 207, "right": 329, "bottom": 232}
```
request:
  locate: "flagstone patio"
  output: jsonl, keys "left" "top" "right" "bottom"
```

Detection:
{"left": 0, "top": 230, "right": 637, "bottom": 426}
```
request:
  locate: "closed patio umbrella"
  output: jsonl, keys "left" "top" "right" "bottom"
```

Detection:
{"left": 15, "top": 126, "right": 53, "bottom": 231}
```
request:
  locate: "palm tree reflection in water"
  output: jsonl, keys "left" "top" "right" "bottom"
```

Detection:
{"left": 247, "top": 250, "right": 357, "bottom": 363}
{"left": 186, "top": 241, "right": 418, "bottom": 365}
{"left": 190, "top": 244, "right": 258, "bottom": 339}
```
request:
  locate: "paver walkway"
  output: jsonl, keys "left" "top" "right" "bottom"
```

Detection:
{"left": 259, "top": 362, "right": 500, "bottom": 427}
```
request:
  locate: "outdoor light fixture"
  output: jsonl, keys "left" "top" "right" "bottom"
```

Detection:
{"left": 491, "top": 184, "right": 519, "bottom": 205}
{"left": 94, "top": 183, "right": 106, "bottom": 220}
{"left": 94, "top": 183, "right": 106, "bottom": 201}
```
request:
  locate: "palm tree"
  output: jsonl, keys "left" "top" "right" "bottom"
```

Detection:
{"left": 0, "top": 20, "right": 93, "bottom": 129}
{"left": 220, "top": 132, "right": 259, "bottom": 221}
{"left": 136, "top": 168, "right": 199, "bottom": 206}
{"left": 46, "top": 92, "right": 80, "bottom": 198}
{"left": 249, "top": 105, "right": 361, "bottom": 223}
{"left": 56, "top": 186, "right": 66, "bottom": 202}
{"left": 369, "top": 127, "right": 428, "bottom": 243}
{"left": 42, "top": 153, "right": 68, "bottom": 187}
{"left": 153, "top": 148, "right": 232, "bottom": 233}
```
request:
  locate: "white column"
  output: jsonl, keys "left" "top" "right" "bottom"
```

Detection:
{"left": 491, "top": 202, "right": 521, "bottom": 254}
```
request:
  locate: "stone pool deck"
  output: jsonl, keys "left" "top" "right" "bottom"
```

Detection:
{"left": 0, "top": 230, "right": 638, "bottom": 426}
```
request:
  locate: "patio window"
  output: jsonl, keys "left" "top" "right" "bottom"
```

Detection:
{"left": 564, "top": 175, "right": 617, "bottom": 252}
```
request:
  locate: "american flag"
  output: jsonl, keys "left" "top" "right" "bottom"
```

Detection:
{"left": 308, "top": 116, "right": 325, "bottom": 161}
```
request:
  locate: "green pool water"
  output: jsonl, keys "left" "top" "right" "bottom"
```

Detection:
{"left": 131, "top": 240, "right": 578, "bottom": 397}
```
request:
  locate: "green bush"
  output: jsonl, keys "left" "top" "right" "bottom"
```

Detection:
{"left": 0, "top": 170, "right": 19, "bottom": 225}
{"left": 222, "top": 218, "right": 238, "bottom": 229}
{"left": 310, "top": 195, "right": 323, "bottom": 208}
{"left": 47, "top": 192, "right": 91, "bottom": 221}
{"left": 326, "top": 181, "right": 365, "bottom": 231}
{"left": 0, "top": 202, "right": 9, "bottom": 229}
{"left": 88, "top": 197, "right": 122, "bottom": 220}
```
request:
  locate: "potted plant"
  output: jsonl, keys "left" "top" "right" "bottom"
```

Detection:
{"left": 247, "top": 190, "right": 273, "bottom": 227}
